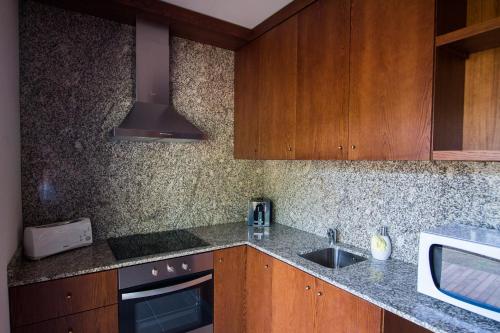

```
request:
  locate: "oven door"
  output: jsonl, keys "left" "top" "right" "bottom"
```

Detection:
{"left": 119, "top": 271, "right": 213, "bottom": 333}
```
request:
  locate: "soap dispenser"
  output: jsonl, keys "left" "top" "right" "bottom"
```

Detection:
{"left": 371, "top": 226, "right": 392, "bottom": 260}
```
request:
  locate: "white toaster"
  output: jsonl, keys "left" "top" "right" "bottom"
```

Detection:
{"left": 24, "top": 217, "right": 93, "bottom": 260}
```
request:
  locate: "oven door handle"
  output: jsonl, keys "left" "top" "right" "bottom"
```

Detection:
{"left": 121, "top": 273, "right": 212, "bottom": 301}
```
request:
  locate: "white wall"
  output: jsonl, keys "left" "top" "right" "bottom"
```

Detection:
{"left": 0, "top": 0, "right": 22, "bottom": 331}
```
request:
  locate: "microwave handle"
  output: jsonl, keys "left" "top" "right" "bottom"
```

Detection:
{"left": 121, "top": 273, "right": 212, "bottom": 301}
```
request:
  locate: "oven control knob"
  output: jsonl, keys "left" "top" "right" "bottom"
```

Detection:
{"left": 152, "top": 268, "right": 159, "bottom": 277}
{"left": 167, "top": 264, "right": 175, "bottom": 273}
{"left": 181, "top": 263, "right": 189, "bottom": 271}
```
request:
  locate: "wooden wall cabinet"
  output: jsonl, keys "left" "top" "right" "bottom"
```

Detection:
{"left": 349, "top": 0, "right": 435, "bottom": 160}
{"left": 235, "top": 0, "right": 435, "bottom": 161}
{"left": 234, "top": 38, "right": 261, "bottom": 159}
{"left": 257, "top": 17, "right": 298, "bottom": 160}
{"left": 234, "top": 0, "right": 350, "bottom": 160}
{"left": 295, "top": 0, "right": 350, "bottom": 159}
{"left": 9, "top": 270, "right": 118, "bottom": 333}
{"left": 234, "top": 16, "right": 297, "bottom": 160}
{"left": 214, "top": 246, "right": 247, "bottom": 333}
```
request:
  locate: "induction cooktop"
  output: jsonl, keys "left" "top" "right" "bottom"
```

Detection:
{"left": 107, "top": 229, "right": 210, "bottom": 261}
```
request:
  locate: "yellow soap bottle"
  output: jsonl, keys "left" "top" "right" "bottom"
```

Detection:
{"left": 371, "top": 226, "right": 392, "bottom": 260}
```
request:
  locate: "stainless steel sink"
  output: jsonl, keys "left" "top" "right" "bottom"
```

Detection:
{"left": 299, "top": 247, "right": 366, "bottom": 269}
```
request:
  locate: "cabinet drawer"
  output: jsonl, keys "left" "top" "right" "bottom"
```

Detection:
{"left": 13, "top": 305, "right": 118, "bottom": 333}
{"left": 10, "top": 270, "right": 117, "bottom": 327}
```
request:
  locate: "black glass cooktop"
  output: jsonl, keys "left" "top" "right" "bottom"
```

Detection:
{"left": 107, "top": 230, "right": 210, "bottom": 261}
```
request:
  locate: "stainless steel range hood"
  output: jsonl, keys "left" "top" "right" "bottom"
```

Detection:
{"left": 110, "top": 18, "right": 205, "bottom": 143}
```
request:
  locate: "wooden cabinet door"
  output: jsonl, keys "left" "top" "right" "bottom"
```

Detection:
{"left": 315, "top": 279, "right": 382, "bottom": 333}
{"left": 271, "top": 258, "right": 316, "bottom": 333}
{"left": 246, "top": 247, "right": 273, "bottom": 333}
{"left": 349, "top": 0, "right": 434, "bottom": 160}
{"left": 383, "top": 311, "right": 431, "bottom": 333}
{"left": 13, "top": 305, "right": 118, "bottom": 333}
{"left": 9, "top": 270, "right": 117, "bottom": 327}
{"left": 214, "top": 246, "right": 247, "bottom": 333}
{"left": 296, "top": 0, "right": 350, "bottom": 159}
{"left": 234, "top": 39, "right": 260, "bottom": 159}
{"left": 257, "top": 16, "right": 298, "bottom": 160}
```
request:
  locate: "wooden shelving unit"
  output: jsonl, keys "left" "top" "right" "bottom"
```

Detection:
{"left": 433, "top": 151, "right": 500, "bottom": 161}
{"left": 432, "top": 0, "right": 500, "bottom": 162}
{"left": 436, "top": 16, "right": 500, "bottom": 53}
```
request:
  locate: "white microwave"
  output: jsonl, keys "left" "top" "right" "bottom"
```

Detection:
{"left": 418, "top": 224, "right": 500, "bottom": 321}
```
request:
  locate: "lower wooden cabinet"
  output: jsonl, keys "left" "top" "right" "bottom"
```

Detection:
{"left": 272, "top": 258, "right": 382, "bottom": 333}
{"left": 382, "top": 310, "right": 431, "bottom": 333}
{"left": 9, "top": 270, "right": 118, "bottom": 332}
{"left": 214, "top": 246, "right": 247, "bottom": 333}
{"left": 271, "top": 258, "right": 316, "bottom": 333}
{"left": 246, "top": 247, "right": 273, "bottom": 333}
{"left": 9, "top": 270, "right": 117, "bottom": 327}
{"left": 9, "top": 247, "right": 429, "bottom": 333}
{"left": 12, "top": 305, "right": 118, "bottom": 333}
{"left": 213, "top": 246, "right": 428, "bottom": 333}
{"left": 315, "top": 279, "right": 382, "bottom": 333}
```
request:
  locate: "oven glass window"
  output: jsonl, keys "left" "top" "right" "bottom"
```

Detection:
{"left": 120, "top": 275, "right": 213, "bottom": 333}
{"left": 430, "top": 245, "right": 500, "bottom": 312}
{"left": 135, "top": 287, "right": 208, "bottom": 332}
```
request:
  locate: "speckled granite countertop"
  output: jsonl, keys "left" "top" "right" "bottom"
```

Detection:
{"left": 8, "top": 223, "right": 500, "bottom": 333}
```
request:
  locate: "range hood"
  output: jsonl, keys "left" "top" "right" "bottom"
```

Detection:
{"left": 110, "top": 18, "right": 205, "bottom": 143}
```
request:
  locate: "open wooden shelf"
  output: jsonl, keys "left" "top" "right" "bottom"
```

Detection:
{"left": 432, "top": 1, "right": 500, "bottom": 162}
{"left": 436, "top": 16, "right": 500, "bottom": 54}
{"left": 433, "top": 150, "right": 500, "bottom": 161}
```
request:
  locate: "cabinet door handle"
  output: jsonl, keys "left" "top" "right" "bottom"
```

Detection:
{"left": 264, "top": 264, "right": 269, "bottom": 269}
{"left": 351, "top": 145, "right": 356, "bottom": 150}
{"left": 68, "top": 328, "right": 73, "bottom": 333}
{"left": 337, "top": 145, "right": 343, "bottom": 150}
{"left": 317, "top": 291, "right": 323, "bottom": 296}
{"left": 66, "top": 293, "right": 72, "bottom": 300}
{"left": 122, "top": 274, "right": 213, "bottom": 300}
{"left": 305, "top": 285, "right": 311, "bottom": 290}
{"left": 218, "top": 258, "right": 223, "bottom": 263}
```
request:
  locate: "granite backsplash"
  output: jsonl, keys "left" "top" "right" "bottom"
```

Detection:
{"left": 20, "top": 1, "right": 499, "bottom": 264}
{"left": 20, "top": 1, "right": 262, "bottom": 239}
{"left": 262, "top": 161, "right": 500, "bottom": 263}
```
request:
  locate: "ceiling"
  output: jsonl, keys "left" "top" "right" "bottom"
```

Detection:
{"left": 161, "top": 0, "right": 294, "bottom": 29}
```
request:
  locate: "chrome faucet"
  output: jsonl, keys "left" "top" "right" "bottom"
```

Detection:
{"left": 327, "top": 228, "right": 337, "bottom": 247}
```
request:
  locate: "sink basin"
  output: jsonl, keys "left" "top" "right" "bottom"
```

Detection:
{"left": 299, "top": 247, "right": 366, "bottom": 269}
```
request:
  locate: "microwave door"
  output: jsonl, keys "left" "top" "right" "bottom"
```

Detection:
{"left": 429, "top": 245, "right": 500, "bottom": 313}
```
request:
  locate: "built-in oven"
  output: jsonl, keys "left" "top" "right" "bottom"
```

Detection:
{"left": 118, "top": 252, "right": 214, "bottom": 333}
